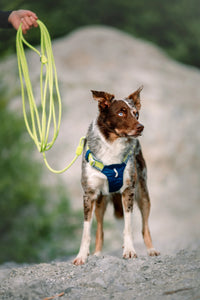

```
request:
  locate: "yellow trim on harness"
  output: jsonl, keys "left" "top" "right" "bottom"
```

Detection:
{"left": 85, "top": 143, "right": 135, "bottom": 171}
{"left": 86, "top": 146, "right": 104, "bottom": 170}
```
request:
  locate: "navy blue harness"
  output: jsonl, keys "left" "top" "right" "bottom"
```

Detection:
{"left": 85, "top": 145, "right": 133, "bottom": 193}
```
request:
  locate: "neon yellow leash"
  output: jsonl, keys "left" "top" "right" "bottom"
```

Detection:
{"left": 16, "top": 20, "right": 85, "bottom": 174}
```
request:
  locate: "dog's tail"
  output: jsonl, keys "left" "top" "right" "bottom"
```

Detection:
{"left": 111, "top": 193, "right": 124, "bottom": 219}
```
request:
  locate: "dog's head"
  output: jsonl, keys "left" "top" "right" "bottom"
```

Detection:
{"left": 91, "top": 87, "right": 144, "bottom": 141}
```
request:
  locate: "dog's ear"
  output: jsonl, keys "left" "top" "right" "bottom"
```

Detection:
{"left": 127, "top": 86, "right": 143, "bottom": 110}
{"left": 91, "top": 90, "right": 115, "bottom": 110}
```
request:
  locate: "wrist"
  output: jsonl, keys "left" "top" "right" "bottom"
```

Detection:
{"left": 8, "top": 11, "right": 15, "bottom": 24}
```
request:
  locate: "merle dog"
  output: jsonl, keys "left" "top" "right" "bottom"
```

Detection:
{"left": 73, "top": 87, "right": 159, "bottom": 265}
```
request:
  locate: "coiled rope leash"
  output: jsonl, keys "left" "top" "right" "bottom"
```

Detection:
{"left": 16, "top": 20, "right": 85, "bottom": 174}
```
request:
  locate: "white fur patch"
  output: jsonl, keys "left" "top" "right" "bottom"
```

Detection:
{"left": 74, "top": 220, "right": 92, "bottom": 264}
{"left": 122, "top": 99, "right": 137, "bottom": 117}
{"left": 123, "top": 211, "right": 137, "bottom": 258}
{"left": 93, "top": 121, "right": 130, "bottom": 164}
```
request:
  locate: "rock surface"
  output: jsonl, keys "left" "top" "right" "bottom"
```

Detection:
{"left": 0, "top": 249, "right": 200, "bottom": 300}
{"left": 0, "top": 26, "right": 200, "bottom": 299}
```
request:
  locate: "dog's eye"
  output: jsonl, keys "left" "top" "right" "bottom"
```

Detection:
{"left": 118, "top": 112, "right": 124, "bottom": 117}
{"left": 135, "top": 112, "right": 139, "bottom": 119}
{"left": 118, "top": 108, "right": 127, "bottom": 117}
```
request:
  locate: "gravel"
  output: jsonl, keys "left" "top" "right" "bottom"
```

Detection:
{"left": 0, "top": 248, "right": 200, "bottom": 300}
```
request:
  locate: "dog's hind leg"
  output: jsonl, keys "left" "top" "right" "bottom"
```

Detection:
{"left": 122, "top": 187, "right": 137, "bottom": 259}
{"left": 73, "top": 190, "right": 96, "bottom": 265}
{"left": 94, "top": 195, "right": 107, "bottom": 256}
{"left": 135, "top": 142, "right": 160, "bottom": 256}
{"left": 137, "top": 183, "right": 160, "bottom": 256}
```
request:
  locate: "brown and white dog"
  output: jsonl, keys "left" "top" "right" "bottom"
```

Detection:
{"left": 73, "top": 87, "right": 160, "bottom": 265}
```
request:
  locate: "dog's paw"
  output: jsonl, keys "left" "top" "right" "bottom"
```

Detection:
{"left": 94, "top": 251, "right": 101, "bottom": 257}
{"left": 123, "top": 248, "right": 137, "bottom": 259}
{"left": 73, "top": 256, "right": 87, "bottom": 266}
{"left": 147, "top": 248, "right": 160, "bottom": 257}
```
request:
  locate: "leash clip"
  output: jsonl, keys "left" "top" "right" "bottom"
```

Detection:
{"left": 76, "top": 136, "right": 86, "bottom": 156}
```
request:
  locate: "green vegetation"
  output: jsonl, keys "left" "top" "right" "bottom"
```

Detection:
{"left": 1, "top": 0, "right": 200, "bottom": 67}
{"left": 0, "top": 90, "right": 83, "bottom": 263}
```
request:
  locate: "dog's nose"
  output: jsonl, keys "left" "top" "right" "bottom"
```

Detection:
{"left": 137, "top": 123, "right": 144, "bottom": 132}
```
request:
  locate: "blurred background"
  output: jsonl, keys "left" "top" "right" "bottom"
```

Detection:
{"left": 0, "top": 0, "right": 200, "bottom": 264}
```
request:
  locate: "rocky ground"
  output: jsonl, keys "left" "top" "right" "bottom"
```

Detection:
{"left": 0, "top": 25, "right": 200, "bottom": 299}
{"left": 0, "top": 247, "right": 200, "bottom": 300}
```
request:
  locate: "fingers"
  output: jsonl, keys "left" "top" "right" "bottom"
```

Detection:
{"left": 23, "top": 10, "right": 38, "bottom": 26}
{"left": 31, "top": 16, "right": 39, "bottom": 28}
{"left": 17, "top": 10, "right": 38, "bottom": 34}
{"left": 20, "top": 13, "right": 38, "bottom": 34}
{"left": 19, "top": 9, "right": 38, "bottom": 20}
{"left": 25, "top": 10, "right": 38, "bottom": 20}
{"left": 8, "top": 10, "right": 38, "bottom": 34}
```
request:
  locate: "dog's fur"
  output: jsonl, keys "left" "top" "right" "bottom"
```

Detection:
{"left": 73, "top": 87, "right": 159, "bottom": 265}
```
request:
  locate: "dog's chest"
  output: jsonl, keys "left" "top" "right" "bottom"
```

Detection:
{"left": 97, "top": 139, "right": 127, "bottom": 165}
{"left": 84, "top": 138, "right": 134, "bottom": 195}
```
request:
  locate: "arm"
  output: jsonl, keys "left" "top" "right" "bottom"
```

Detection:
{"left": 0, "top": 11, "right": 12, "bottom": 28}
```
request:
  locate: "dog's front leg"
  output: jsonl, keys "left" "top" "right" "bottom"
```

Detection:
{"left": 122, "top": 187, "right": 137, "bottom": 259}
{"left": 73, "top": 191, "right": 95, "bottom": 265}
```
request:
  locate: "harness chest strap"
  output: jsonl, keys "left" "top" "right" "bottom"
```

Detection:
{"left": 85, "top": 144, "right": 135, "bottom": 193}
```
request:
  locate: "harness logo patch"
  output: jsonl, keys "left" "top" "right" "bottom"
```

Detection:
{"left": 113, "top": 168, "right": 118, "bottom": 178}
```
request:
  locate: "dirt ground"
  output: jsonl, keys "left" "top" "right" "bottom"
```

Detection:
{"left": 0, "top": 247, "right": 200, "bottom": 300}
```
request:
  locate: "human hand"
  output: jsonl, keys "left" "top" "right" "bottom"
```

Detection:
{"left": 8, "top": 10, "right": 38, "bottom": 34}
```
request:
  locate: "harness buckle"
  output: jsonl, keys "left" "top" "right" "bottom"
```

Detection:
{"left": 89, "top": 159, "right": 95, "bottom": 167}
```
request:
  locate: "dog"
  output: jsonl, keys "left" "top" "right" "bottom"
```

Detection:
{"left": 73, "top": 87, "right": 160, "bottom": 265}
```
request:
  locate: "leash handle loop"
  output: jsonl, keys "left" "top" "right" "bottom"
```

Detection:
{"left": 16, "top": 20, "right": 83, "bottom": 174}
